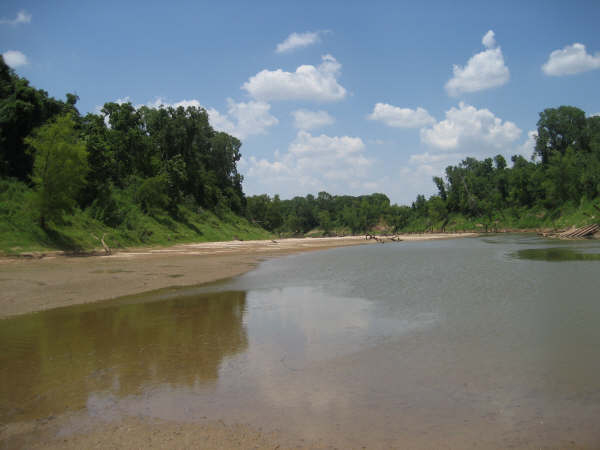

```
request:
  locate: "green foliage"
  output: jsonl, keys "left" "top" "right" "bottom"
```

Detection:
{"left": 25, "top": 114, "right": 89, "bottom": 228}
{"left": 0, "top": 56, "right": 73, "bottom": 180}
{"left": 0, "top": 178, "right": 271, "bottom": 254}
{"left": 0, "top": 62, "right": 273, "bottom": 253}
{"left": 246, "top": 192, "right": 393, "bottom": 235}
{"left": 135, "top": 174, "right": 169, "bottom": 214}
{"left": 534, "top": 106, "right": 588, "bottom": 164}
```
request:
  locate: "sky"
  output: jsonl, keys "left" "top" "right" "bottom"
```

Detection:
{"left": 1, "top": 0, "right": 599, "bottom": 205}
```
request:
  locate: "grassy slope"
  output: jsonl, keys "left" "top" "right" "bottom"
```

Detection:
{"left": 401, "top": 198, "right": 600, "bottom": 233}
{"left": 0, "top": 179, "right": 272, "bottom": 255}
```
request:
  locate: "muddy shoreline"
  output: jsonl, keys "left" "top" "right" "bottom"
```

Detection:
{"left": 0, "top": 234, "right": 477, "bottom": 319}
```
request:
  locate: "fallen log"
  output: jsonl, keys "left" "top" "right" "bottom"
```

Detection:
{"left": 555, "top": 224, "right": 600, "bottom": 239}
{"left": 92, "top": 233, "right": 112, "bottom": 255}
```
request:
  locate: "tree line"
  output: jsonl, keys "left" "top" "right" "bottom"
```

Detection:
{"left": 1, "top": 55, "right": 244, "bottom": 229}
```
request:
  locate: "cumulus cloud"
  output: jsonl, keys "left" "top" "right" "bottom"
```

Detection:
{"left": 0, "top": 10, "right": 31, "bottom": 25}
{"left": 368, "top": 103, "right": 435, "bottom": 128}
{"left": 208, "top": 99, "right": 278, "bottom": 139}
{"left": 409, "top": 152, "right": 464, "bottom": 165}
{"left": 115, "top": 96, "right": 132, "bottom": 105}
{"left": 445, "top": 30, "right": 509, "bottom": 96}
{"left": 2, "top": 50, "right": 28, "bottom": 68}
{"left": 243, "top": 131, "right": 373, "bottom": 197}
{"left": 397, "top": 161, "right": 451, "bottom": 198}
{"left": 145, "top": 97, "right": 201, "bottom": 109}
{"left": 420, "top": 102, "right": 521, "bottom": 152}
{"left": 242, "top": 54, "right": 347, "bottom": 102}
{"left": 542, "top": 43, "right": 600, "bottom": 76}
{"left": 276, "top": 31, "right": 325, "bottom": 53}
{"left": 481, "top": 30, "right": 496, "bottom": 49}
{"left": 291, "top": 109, "right": 335, "bottom": 130}
{"left": 516, "top": 130, "right": 537, "bottom": 159}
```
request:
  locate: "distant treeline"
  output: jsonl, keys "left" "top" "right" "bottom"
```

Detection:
{"left": 0, "top": 55, "right": 244, "bottom": 229}
{"left": 247, "top": 106, "right": 600, "bottom": 234}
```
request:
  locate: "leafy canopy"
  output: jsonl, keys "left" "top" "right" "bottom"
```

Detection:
{"left": 26, "top": 114, "right": 88, "bottom": 227}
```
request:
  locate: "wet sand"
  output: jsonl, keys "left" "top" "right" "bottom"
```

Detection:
{"left": 0, "top": 234, "right": 476, "bottom": 319}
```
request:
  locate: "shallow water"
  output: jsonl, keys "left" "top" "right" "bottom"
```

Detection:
{"left": 2, "top": 235, "right": 600, "bottom": 447}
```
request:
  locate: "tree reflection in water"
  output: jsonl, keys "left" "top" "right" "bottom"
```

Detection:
{"left": 0, "top": 290, "right": 248, "bottom": 423}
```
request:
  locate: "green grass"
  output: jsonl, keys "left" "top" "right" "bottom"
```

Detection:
{"left": 0, "top": 179, "right": 272, "bottom": 255}
{"left": 401, "top": 198, "right": 600, "bottom": 233}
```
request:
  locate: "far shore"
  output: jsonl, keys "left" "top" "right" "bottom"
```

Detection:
{"left": 0, "top": 233, "right": 478, "bottom": 319}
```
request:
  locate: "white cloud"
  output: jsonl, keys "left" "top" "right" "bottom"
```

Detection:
{"left": 116, "top": 96, "right": 132, "bottom": 105}
{"left": 242, "top": 54, "right": 347, "bottom": 102}
{"left": 445, "top": 30, "right": 509, "bottom": 96}
{"left": 481, "top": 30, "right": 496, "bottom": 49}
{"left": 2, "top": 50, "right": 28, "bottom": 68}
{"left": 291, "top": 109, "right": 334, "bottom": 130}
{"left": 145, "top": 98, "right": 202, "bottom": 109}
{"left": 542, "top": 43, "right": 600, "bottom": 76}
{"left": 420, "top": 102, "right": 521, "bottom": 153}
{"left": 368, "top": 103, "right": 435, "bottom": 128}
{"left": 409, "top": 152, "right": 464, "bottom": 165}
{"left": 209, "top": 99, "right": 279, "bottom": 140}
{"left": 516, "top": 130, "right": 537, "bottom": 159}
{"left": 0, "top": 10, "right": 31, "bottom": 25}
{"left": 243, "top": 131, "right": 373, "bottom": 197}
{"left": 276, "top": 31, "right": 324, "bottom": 54}
{"left": 205, "top": 107, "right": 235, "bottom": 132}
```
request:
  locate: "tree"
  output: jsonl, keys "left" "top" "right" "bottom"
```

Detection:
{"left": 427, "top": 196, "right": 447, "bottom": 229}
{"left": 318, "top": 210, "right": 332, "bottom": 235}
{"left": 534, "top": 106, "right": 587, "bottom": 164}
{"left": 0, "top": 55, "right": 71, "bottom": 180}
{"left": 25, "top": 114, "right": 88, "bottom": 228}
{"left": 433, "top": 176, "right": 447, "bottom": 201}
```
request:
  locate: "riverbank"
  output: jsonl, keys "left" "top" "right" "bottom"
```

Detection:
{"left": 0, "top": 233, "right": 477, "bottom": 319}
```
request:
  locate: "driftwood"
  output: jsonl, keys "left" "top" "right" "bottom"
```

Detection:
{"left": 555, "top": 224, "right": 600, "bottom": 240}
{"left": 366, "top": 234, "right": 403, "bottom": 244}
{"left": 366, "top": 233, "right": 384, "bottom": 243}
{"left": 92, "top": 233, "right": 111, "bottom": 255}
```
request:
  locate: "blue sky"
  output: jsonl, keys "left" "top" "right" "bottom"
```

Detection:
{"left": 2, "top": 0, "right": 599, "bottom": 204}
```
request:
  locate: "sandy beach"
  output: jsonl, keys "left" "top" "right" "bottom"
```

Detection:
{"left": 0, "top": 234, "right": 476, "bottom": 319}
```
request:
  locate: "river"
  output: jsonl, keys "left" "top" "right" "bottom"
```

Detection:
{"left": 2, "top": 234, "right": 600, "bottom": 448}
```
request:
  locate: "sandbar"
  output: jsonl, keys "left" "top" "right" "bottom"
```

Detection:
{"left": 0, "top": 234, "right": 477, "bottom": 319}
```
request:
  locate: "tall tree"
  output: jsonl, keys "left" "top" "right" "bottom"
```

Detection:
{"left": 534, "top": 106, "right": 587, "bottom": 164}
{"left": 26, "top": 114, "right": 88, "bottom": 228}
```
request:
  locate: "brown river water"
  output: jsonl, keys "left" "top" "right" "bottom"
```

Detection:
{"left": 1, "top": 235, "right": 600, "bottom": 448}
